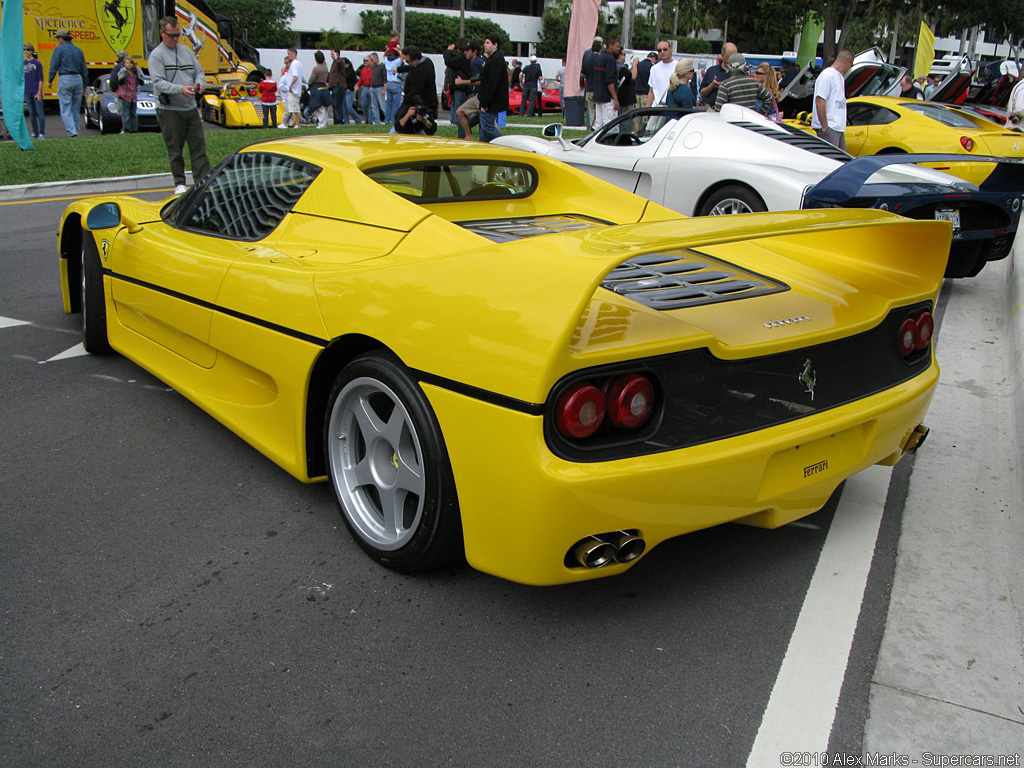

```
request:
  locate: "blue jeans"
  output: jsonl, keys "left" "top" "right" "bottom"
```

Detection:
{"left": 360, "top": 88, "right": 373, "bottom": 124}
{"left": 332, "top": 86, "right": 345, "bottom": 124}
{"left": 345, "top": 89, "right": 360, "bottom": 123}
{"left": 26, "top": 95, "right": 45, "bottom": 136}
{"left": 367, "top": 86, "right": 383, "bottom": 124}
{"left": 384, "top": 81, "right": 402, "bottom": 124}
{"left": 57, "top": 74, "right": 83, "bottom": 136}
{"left": 120, "top": 98, "right": 138, "bottom": 132}
{"left": 479, "top": 109, "right": 501, "bottom": 142}
{"left": 450, "top": 89, "right": 467, "bottom": 137}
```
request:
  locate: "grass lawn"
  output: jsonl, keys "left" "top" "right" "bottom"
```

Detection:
{"left": 0, "top": 122, "right": 587, "bottom": 187}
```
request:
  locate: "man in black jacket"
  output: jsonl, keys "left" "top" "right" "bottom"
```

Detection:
{"left": 477, "top": 34, "right": 508, "bottom": 142}
{"left": 399, "top": 46, "right": 437, "bottom": 114}
{"left": 443, "top": 39, "right": 473, "bottom": 127}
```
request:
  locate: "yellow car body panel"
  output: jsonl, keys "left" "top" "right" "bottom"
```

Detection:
{"left": 56, "top": 136, "right": 949, "bottom": 584}
{"left": 203, "top": 88, "right": 266, "bottom": 128}
{"left": 844, "top": 96, "right": 1024, "bottom": 185}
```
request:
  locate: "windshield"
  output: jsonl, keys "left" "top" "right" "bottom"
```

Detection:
{"left": 904, "top": 103, "right": 979, "bottom": 128}
{"left": 577, "top": 107, "right": 688, "bottom": 147}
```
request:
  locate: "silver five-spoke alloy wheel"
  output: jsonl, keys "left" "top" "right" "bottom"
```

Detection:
{"left": 327, "top": 377, "right": 425, "bottom": 551}
{"left": 708, "top": 197, "right": 754, "bottom": 215}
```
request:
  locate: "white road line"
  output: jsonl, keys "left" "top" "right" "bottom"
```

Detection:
{"left": 40, "top": 343, "right": 88, "bottom": 363}
{"left": 746, "top": 464, "right": 892, "bottom": 767}
{"left": 0, "top": 315, "right": 31, "bottom": 329}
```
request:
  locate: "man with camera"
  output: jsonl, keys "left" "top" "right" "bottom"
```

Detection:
{"left": 396, "top": 47, "right": 437, "bottom": 112}
{"left": 149, "top": 15, "right": 210, "bottom": 194}
{"left": 394, "top": 95, "right": 438, "bottom": 135}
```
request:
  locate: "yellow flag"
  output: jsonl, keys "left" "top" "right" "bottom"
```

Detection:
{"left": 914, "top": 21, "right": 936, "bottom": 79}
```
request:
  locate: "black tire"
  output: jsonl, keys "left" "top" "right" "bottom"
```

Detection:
{"left": 324, "top": 351, "right": 463, "bottom": 572}
{"left": 80, "top": 233, "right": 112, "bottom": 354}
{"left": 698, "top": 185, "right": 768, "bottom": 216}
{"left": 98, "top": 111, "right": 106, "bottom": 134}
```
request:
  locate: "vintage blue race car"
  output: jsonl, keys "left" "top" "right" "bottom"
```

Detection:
{"left": 84, "top": 75, "right": 159, "bottom": 134}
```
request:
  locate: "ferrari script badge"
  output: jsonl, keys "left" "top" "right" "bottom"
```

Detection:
{"left": 799, "top": 359, "right": 816, "bottom": 401}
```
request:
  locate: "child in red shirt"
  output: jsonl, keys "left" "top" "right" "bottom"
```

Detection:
{"left": 258, "top": 68, "right": 278, "bottom": 129}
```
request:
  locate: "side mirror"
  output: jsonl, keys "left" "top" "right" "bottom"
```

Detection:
{"left": 542, "top": 123, "right": 564, "bottom": 138}
{"left": 85, "top": 202, "right": 142, "bottom": 233}
{"left": 85, "top": 203, "right": 121, "bottom": 230}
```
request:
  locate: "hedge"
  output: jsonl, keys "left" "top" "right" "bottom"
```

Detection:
{"left": 360, "top": 10, "right": 510, "bottom": 53}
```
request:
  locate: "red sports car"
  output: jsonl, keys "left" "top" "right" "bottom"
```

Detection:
{"left": 508, "top": 79, "right": 562, "bottom": 114}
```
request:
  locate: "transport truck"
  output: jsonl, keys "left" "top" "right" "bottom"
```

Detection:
{"left": 8, "top": 0, "right": 260, "bottom": 100}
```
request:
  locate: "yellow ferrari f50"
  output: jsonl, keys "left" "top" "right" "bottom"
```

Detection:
{"left": 58, "top": 136, "right": 947, "bottom": 585}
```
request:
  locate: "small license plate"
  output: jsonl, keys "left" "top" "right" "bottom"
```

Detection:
{"left": 935, "top": 208, "right": 961, "bottom": 229}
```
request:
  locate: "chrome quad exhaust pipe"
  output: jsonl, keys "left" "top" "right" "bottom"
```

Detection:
{"left": 568, "top": 530, "right": 647, "bottom": 569}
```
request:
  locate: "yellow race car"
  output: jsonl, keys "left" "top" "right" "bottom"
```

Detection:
{"left": 202, "top": 82, "right": 268, "bottom": 128}
{"left": 844, "top": 96, "right": 1024, "bottom": 184}
{"left": 57, "top": 136, "right": 947, "bottom": 586}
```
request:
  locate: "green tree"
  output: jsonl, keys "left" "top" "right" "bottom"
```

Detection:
{"left": 206, "top": 0, "right": 297, "bottom": 48}
{"left": 360, "top": 10, "right": 509, "bottom": 53}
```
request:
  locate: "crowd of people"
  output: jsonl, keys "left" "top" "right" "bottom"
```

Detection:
{"left": 20, "top": 26, "right": 1024, "bottom": 188}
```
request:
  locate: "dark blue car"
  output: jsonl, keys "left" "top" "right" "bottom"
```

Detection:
{"left": 84, "top": 75, "right": 159, "bottom": 134}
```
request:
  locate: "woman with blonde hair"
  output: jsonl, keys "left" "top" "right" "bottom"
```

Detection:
{"left": 665, "top": 58, "right": 695, "bottom": 108}
{"left": 754, "top": 63, "right": 782, "bottom": 121}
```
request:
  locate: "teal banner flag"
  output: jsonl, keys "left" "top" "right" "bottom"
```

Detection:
{"left": 1, "top": 0, "right": 33, "bottom": 150}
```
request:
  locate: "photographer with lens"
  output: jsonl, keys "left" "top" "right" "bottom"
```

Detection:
{"left": 393, "top": 46, "right": 437, "bottom": 128}
{"left": 394, "top": 94, "right": 438, "bottom": 135}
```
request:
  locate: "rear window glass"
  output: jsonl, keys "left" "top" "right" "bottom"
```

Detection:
{"left": 904, "top": 103, "right": 978, "bottom": 128}
{"left": 365, "top": 161, "right": 537, "bottom": 203}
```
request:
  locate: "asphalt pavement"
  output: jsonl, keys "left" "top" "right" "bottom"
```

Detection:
{"left": 0, "top": 182, "right": 1020, "bottom": 766}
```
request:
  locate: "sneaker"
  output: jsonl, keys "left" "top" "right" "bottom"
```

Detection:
{"left": 174, "top": 184, "right": 187, "bottom": 194}
{"left": 277, "top": 124, "right": 288, "bottom": 129}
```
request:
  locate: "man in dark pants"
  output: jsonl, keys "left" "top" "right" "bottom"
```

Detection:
{"left": 328, "top": 49, "right": 347, "bottom": 124}
{"left": 149, "top": 16, "right": 211, "bottom": 194}
{"left": 477, "top": 34, "right": 508, "bottom": 142}
{"left": 519, "top": 55, "right": 542, "bottom": 116}
{"left": 444, "top": 39, "right": 473, "bottom": 130}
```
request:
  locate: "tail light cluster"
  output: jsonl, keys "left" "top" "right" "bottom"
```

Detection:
{"left": 960, "top": 136, "right": 975, "bottom": 152}
{"left": 555, "top": 373, "right": 656, "bottom": 440}
{"left": 897, "top": 309, "right": 934, "bottom": 359}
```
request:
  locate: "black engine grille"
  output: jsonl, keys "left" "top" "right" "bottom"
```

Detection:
{"left": 732, "top": 121, "right": 852, "bottom": 162}
{"left": 601, "top": 249, "right": 789, "bottom": 310}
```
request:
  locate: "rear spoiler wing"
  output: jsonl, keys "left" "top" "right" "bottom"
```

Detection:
{"left": 804, "top": 154, "right": 1024, "bottom": 204}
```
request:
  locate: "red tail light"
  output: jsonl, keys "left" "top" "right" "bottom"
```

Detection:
{"left": 960, "top": 136, "right": 975, "bottom": 152}
{"left": 605, "top": 374, "right": 655, "bottom": 429}
{"left": 898, "top": 310, "right": 934, "bottom": 358}
{"left": 556, "top": 385, "right": 605, "bottom": 439}
{"left": 914, "top": 312, "right": 934, "bottom": 349}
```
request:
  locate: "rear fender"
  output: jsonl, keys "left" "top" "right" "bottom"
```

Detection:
{"left": 802, "top": 153, "right": 1017, "bottom": 204}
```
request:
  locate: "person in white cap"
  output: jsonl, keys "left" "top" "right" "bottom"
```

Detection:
{"left": 519, "top": 54, "right": 543, "bottom": 116}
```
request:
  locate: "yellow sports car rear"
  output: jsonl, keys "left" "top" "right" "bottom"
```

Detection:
{"left": 56, "top": 136, "right": 948, "bottom": 585}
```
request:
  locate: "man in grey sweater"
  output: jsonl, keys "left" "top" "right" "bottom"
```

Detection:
{"left": 149, "top": 16, "right": 211, "bottom": 194}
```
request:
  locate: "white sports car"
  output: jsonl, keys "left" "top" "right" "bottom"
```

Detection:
{"left": 494, "top": 105, "right": 1024, "bottom": 277}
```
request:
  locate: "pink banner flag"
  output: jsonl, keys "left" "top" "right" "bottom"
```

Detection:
{"left": 563, "top": 0, "right": 600, "bottom": 98}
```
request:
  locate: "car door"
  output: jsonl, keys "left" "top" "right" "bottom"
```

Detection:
{"left": 844, "top": 103, "right": 878, "bottom": 154}
{"left": 110, "top": 152, "right": 319, "bottom": 368}
{"left": 855, "top": 104, "right": 902, "bottom": 155}
{"left": 566, "top": 110, "right": 676, "bottom": 193}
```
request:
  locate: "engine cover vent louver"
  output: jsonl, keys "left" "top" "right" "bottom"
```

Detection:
{"left": 601, "top": 249, "right": 789, "bottom": 310}
{"left": 457, "top": 214, "right": 609, "bottom": 243}
{"left": 732, "top": 121, "right": 853, "bottom": 162}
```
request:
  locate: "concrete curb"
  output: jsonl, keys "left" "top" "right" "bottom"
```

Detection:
{"left": 0, "top": 172, "right": 192, "bottom": 203}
